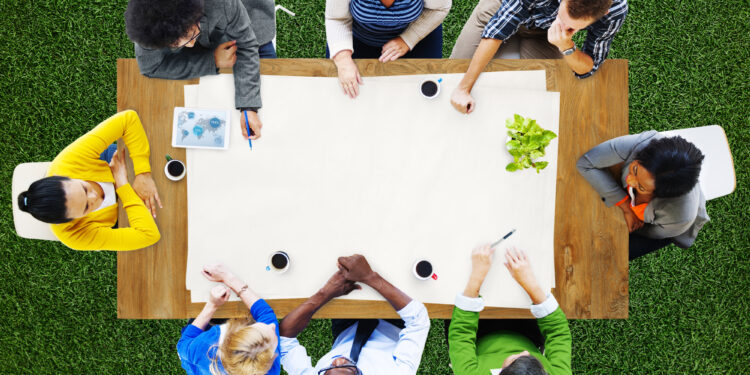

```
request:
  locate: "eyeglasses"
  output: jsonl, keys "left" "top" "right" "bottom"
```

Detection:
{"left": 170, "top": 23, "right": 201, "bottom": 51}
{"left": 317, "top": 358, "right": 363, "bottom": 375}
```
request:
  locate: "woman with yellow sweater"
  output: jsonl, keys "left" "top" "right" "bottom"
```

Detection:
{"left": 16, "top": 110, "right": 161, "bottom": 251}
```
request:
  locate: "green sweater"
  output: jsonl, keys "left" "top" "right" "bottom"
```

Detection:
{"left": 448, "top": 307, "right": 572, "bottom": 375}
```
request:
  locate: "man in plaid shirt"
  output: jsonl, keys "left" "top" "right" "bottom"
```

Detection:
{"left": 450, "top": 0, "right": 628, "bottom": 114}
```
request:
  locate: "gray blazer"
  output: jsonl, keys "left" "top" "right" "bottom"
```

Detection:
{"left": 133, "top": 0, "right": 276, "bottom": 109}
{"left": 576, "top": 130, "right": 709, "bottom": 248}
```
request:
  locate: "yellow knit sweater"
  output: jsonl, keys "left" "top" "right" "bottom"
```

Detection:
{"left": 47, "top": 110, "right": 161, "bottom": 251}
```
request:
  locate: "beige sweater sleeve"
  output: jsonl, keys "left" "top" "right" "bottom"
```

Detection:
{"left": 400, "top": 0, "right": 452, "bottom": 50}
{"left": 325, "top": 0, "right": 354, "bottom": 59}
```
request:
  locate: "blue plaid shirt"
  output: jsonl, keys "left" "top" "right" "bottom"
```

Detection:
{"left": 482, "top": 0, "right": 628, "bottom": 78}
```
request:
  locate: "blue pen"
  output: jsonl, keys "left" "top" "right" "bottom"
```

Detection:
{"left": 243, "top": 110, "right": 253, "bottom": 149}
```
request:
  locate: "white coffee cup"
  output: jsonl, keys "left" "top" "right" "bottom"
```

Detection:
{"left": 268, "top": 251, "right": 290, "bottom": 273}
{"left": 413, "top": 259, "right": 437, "bottom": 280}
{"left": 164, "top": 159, "right": 186, "bottom": 181}
{"left": 420, "top": 79, "right": 442, "bottom": 99}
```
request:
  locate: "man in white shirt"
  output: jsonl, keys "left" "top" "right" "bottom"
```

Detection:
{"left": 279, "top": 254, "right": 431, "bottom": 374}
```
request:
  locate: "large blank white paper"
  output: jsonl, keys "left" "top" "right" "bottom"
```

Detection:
{"left": 185, "top": 73, "right": 559, "bottom": 308}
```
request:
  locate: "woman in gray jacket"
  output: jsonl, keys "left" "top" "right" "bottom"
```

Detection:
{"left": 576, "top": 131, "right": 708, "bottom": 259}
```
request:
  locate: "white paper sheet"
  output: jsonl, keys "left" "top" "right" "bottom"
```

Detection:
{"left": 362, "top": 70, "right": 548, "bottom": 92}
{"left": 184, "top": 73, "right": 558, "bottom": 307}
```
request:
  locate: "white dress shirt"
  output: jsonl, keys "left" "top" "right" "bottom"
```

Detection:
{"left": 280, "top": 300, "right": 430, "bottom": 375}
{"left": 92, "top": 182, "right": 116, "bottom": 212}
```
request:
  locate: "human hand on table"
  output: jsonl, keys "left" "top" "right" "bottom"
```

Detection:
{"left": 337, "top": 254, "right": 377, "bottom": 284}
{"left": 209, "top": 285, "right": 231, "bottom": 307}
{"left": 463, "top": 244, "right": 496, "bottom": 298}
{"left": 333, "top": 50, "right": 363, "bottom": 99}
{"left": 241, "top": 110, "right": 262, "bottom": 140}
{"left": 471, "top": 244, "right": 495, "bottom": 282}
{"left": 450, "top": 87, "right": 476, "bottom": 114}
{"left": 108, "top": 148, "right": 129, "bottom": 189}
{"left": 379, "top": 37, "right": 409, "bottom": 62}
{"left": 504, "top": 247, "right": 546, "bottom": 304}
{"left": 320, "top": 270, "right": 361, "bottom": 299}
{"left": 214, "top": 40, "right": 238, "bottom": 69}
{"left": 133, "top": 172, "right": 162, "bottom": 218}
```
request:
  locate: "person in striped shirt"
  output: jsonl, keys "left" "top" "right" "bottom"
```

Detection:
{"left": 326, "top": 0, "right": 452, "bottom": 98}
{"left": 450, "top": 0, "right": 628, "bottom": 114}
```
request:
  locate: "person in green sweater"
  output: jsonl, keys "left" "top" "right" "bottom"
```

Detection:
{"left": 447, "top": 245, "right": 572, "bottom": 375}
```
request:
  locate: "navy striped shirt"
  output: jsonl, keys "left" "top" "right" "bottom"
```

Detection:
{"left": 482, "top": 0, "right": 628, "bottom": 78}
{"left": 350, "top": 0, "right": 425, "bottom": 47}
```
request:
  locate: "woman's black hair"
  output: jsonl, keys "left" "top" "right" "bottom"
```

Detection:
{"left": 125, "top": 0, "right": 204, "bottom": 49}
{"left": 17, "top": 176, "right": 72, "bottom": 224}
{"left": 635, "top": 136, "right": 705, "bottom": 198}
{"left": 502, "top": 355, "right": 548, "bottom": 375}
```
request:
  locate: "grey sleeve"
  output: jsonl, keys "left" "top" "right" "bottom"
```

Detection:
{"left": 134, "top": 44, "right": 218, "bottom": 80}
{"left": 225, "top": 0, "right": 261, "bottom": 109}
{"left": 636, "top": 197, "right": 696, "bottom": 240}
{"left": 576, "top": 133, "right": 644, "bottom": 207}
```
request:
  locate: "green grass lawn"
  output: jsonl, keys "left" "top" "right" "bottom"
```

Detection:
{"left": 0, "top": 0, "right": 748, "bottom": 373}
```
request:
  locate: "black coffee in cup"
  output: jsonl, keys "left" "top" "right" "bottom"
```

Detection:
{"left": 421, "top": 81, "right": 439, "bottom": 97}
{"left": 415, "top": 260, "right": 433, "bottom": 278}
{"left": 271, "top": 253, "right": 288, "bottom": 269}
{"left": 167, "top": 160, "right": 184, "bottom": 177}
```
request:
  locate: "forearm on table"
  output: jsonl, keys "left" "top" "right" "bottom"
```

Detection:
{"left": 365, "top": 273, "right": 411, "bottom": 311}
{"left": 280, "top": 290, "right": 332, "bottom": 337}
{"left": 192, "top": 302, "right": 219, "bottom": 330}
{"left": 523, "top": 280, "right": 547, "bottom": 305}
{"left": 224, "top": 276, "right": 260, "bottom": 310}
{"left": 462, "top": 275, "right": 485, "bottom": 298}
{"left": 458, "top": 38, "right": 502, "bottom": 92}
{"left": 562, "top": 49, "right": 594, "bottom": 76}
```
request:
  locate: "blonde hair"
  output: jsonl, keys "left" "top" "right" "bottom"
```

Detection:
{"left": 209, "top": 317, "right": 277, "bottom": 375}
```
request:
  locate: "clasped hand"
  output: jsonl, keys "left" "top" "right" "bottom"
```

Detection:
{"left": 108, "top": 147, "right": 162, "bottom": 218}
{"left": 319, "top": 254, "right": 378, "bottom": 299}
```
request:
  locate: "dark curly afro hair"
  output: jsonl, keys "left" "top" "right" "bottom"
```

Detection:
{"left": 125, "top": 0, "right": 204, "bottom": 49}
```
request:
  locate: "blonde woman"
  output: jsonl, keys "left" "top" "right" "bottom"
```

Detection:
{"left": 178, "top": 264, "right": 280, "bottom": 375}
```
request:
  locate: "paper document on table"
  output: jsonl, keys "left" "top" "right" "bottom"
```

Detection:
{"left": 185, "top": 73, "right": 559, "bottom": 308}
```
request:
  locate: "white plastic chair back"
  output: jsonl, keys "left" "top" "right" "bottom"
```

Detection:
{"left": 11, "top": 162, "right": 59, "bottom": 241}
{"left": 661, "top": 125, "right": 735, "bottom": 200}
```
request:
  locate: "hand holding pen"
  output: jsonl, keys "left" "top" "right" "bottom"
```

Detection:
{"left": 241, "top": 110, "right": 263, "bottom": 146}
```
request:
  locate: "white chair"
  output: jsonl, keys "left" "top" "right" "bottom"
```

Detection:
{"left": 661, "top": 125, "right": 736, "bottom": 200}
{"left": 11, "top": 162, "right": 59, "bottom": 241}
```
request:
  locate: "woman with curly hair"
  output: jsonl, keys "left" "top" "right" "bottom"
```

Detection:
{"left": 577, "top": 131, "right": 708, "bottom": 259}
{"left": 125, "top": 0, "right": 276, "bottom": 142}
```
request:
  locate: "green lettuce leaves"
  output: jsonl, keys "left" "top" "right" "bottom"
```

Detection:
{"left": 505, "top": 114, "right": 557, "bottom": 173}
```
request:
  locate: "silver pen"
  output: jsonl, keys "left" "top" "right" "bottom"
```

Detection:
{"left": 491, "top": 228, "right": 516, "bottom": 248}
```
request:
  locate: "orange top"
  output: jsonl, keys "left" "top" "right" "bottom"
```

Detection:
{"left": 615, "top": 185, "right": 648, "bottom": 221}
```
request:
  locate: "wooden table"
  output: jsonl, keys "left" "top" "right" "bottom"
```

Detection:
{"left": 117, "top": 58, "right": 628, "bottom": 319}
